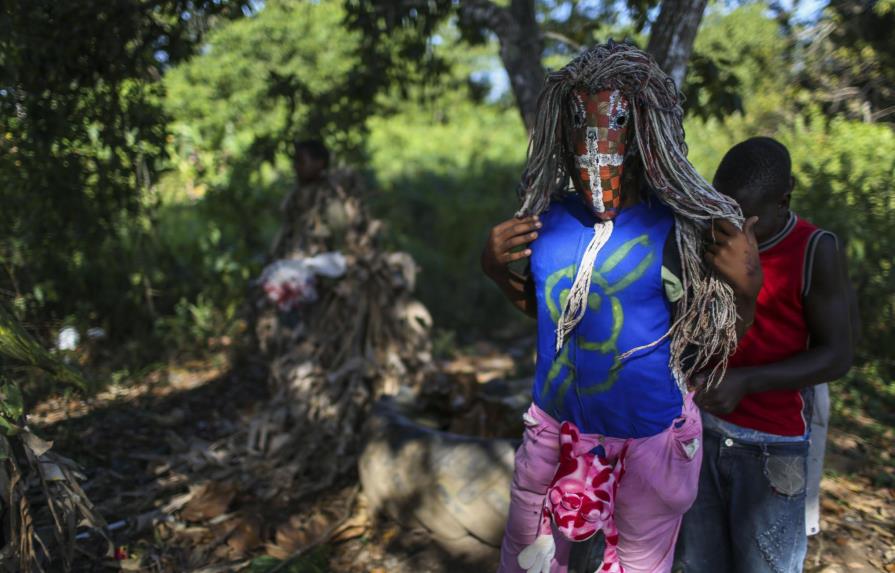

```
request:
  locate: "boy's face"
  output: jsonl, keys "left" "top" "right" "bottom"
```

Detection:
{"left": 717, "top": 183, "right": 792, "bottom": 244}
{"left": 295, "top": 150, "right": 325, "bottom": 184}
{"left": 569, "top": 88, "right": 631, "bottom": 220}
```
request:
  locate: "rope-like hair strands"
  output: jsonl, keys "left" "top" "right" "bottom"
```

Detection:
{"left": 518, "top": 41, "right": 745, "bottom": 388}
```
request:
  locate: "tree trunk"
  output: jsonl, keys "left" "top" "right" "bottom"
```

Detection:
{"left": 460, "top": 0, "right": 545, "bottom": 132}
{"left": 646, "top": 0, "right": 709, "bottom": 89}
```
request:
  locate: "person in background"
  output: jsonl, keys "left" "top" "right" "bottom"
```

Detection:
{"left": 271, "top": 139, "right": 357, "bottom": 258}
{"left": 257, "top": 139, "right": 367, "bottom": 354}
{"left": 676, "top": 137, "right": 857, "bottom": 573}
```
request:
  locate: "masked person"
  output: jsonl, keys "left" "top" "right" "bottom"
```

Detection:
{"left": 676, "top": 138, "right": 856, "bottom": 573}
{"left": 481, "top": 42, "right": 762, "bottom": 573}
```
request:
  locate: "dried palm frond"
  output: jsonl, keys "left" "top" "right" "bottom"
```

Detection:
{"left": 0, "top": 307, "right": 106, "bottom": 571}
{"left": 0, "top": 305, "right": 89, "bottom": 391}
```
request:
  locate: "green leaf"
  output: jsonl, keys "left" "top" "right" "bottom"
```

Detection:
{"left": 0, "top": 416, "right": 20, "bottom": 437}
{"left": 0, "top": 383, "right": 24, "bottom": 419}
{"left": 248, "top": 546, "right": 330, "bottom": 573}
{"left": 249, "top": 556, "right": 281, "bottom": 572}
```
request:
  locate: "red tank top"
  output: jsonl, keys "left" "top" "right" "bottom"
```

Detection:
{"left": 719, "top": 213, "right": 829, "bottom": 436}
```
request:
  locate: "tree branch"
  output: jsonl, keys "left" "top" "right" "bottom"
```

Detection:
{"left": 459, "top": 0, "right": 512, "bottom": 36}
{"left": 542, "top": 30, "right": 583, "bottom": 52}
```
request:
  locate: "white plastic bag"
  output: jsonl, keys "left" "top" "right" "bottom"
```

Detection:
{"left": 303, "top": 252, "right": 347, "bottom": 278}
{"left": 258, "top": 252, "right": 347, "bottom": 311}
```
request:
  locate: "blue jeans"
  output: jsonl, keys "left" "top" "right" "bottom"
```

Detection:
{"left": 675, "top": 429, "right": 809, "bottom": 573}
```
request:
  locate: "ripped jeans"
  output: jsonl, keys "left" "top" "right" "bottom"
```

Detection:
{"left": 675, "top": 429, "right": 808, "bottom": 573}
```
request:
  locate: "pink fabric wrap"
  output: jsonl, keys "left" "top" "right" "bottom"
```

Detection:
{"left": 499, "top": 392, "right": 703, "bottom": 573}
{"left": 533, "top": 421, "right": 627, "bottom": 571}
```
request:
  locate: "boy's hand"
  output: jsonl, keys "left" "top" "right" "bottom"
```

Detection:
{"left": 695, "top": 368, "right": 753, "bottom": 415}
{"left": 481, "top": 215, "right": 541, "bottom": 278}
{"left": 705, "top": 216, "right": 763, "bottom": 300}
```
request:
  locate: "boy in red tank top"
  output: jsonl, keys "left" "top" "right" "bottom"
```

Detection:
{"left": 676, "top": 137, "right": 856, "bottom": 573}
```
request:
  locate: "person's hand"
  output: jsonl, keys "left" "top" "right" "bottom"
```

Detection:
{"left": 705, "top": 216, "right": 763, "bottom": 300}
{"left": 481, "top": 215, "right": 541, "bottom": 279}
{"left": 695, "top": 368, "right": 753, "bottom": 415}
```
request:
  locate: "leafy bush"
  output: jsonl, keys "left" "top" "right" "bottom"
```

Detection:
{"left": 781, "top": 113, "right": 895, "bottom": 365}
{"left": 366, "top": 89, "right": 531, "bottom": 339}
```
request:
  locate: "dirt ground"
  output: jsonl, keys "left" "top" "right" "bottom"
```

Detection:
{"left": 32, "top": 346, "right": 894, "bottom": 572}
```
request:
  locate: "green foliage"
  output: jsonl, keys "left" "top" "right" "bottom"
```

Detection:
{"left": 535, "top": 0, "right": 658, "bottom": 48}
{"left": 347, "top": 0, "right": 746, "bottom": 125}
{"left": 0, "top": 0, "right": 249, "bottom": 354}
{"left": 165, "top": 0, "right": 367, "bottom": 163}
{"left": 161, "top": 5, "right": 533, "bottom": 340}
{"left": 0, "top": 382, "right": 24, "bottom": 435}
{"left": 345, "top": 0, "right": 660, "bottom": 64}
{"left": 692, "top": 4, "right": 789, "bottom": 100}
{"left": 0, "top": 302, "right": 91, "bottom": 437}
{"left": 365, "top": 40, "right": 529, "bottom": 337}
{"left": 146, "top": 160, "right": 284, "bottom": 356}
{"left": 781, "top": 113, "right": 895, "bottom": 362}
{"left": 249, "top": 546, "right": 330, "bottom": 573}
{"left": 368, "top": 139, "right": 529, "bottom": 338}
{"left": 798, "top": 0, "right": 895, "bottom": 121}
{"left": 154, "top": 0, "right": 385, "bottom": 358}
{"left": 830, "top": 361, "right": 895, "bottom": 482}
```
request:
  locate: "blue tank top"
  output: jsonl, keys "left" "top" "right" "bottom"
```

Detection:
{"left": 530, "top": 194, "right": 682, "bottom": 438}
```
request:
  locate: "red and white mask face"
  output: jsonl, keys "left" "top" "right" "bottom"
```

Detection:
{"left": 570, "top": 89, "right": 631, "bottom": 220}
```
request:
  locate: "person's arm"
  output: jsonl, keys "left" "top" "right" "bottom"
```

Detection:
{"left": 697, "top": 234, "right": 854, "bottom": 415}
{"left": 481, "top": 216, "right": 541, "bottom": 319}
{"left": 703, "top": 217, "right": 763, "bottom": 339}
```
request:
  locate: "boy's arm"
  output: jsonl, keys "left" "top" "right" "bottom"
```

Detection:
{"left": 698, "top": 234, "right": 855, "bottom": 415}
{"left": 481, "top": 216, "right": 540, "bottom": 319}
{"left": 492, "top": 266, "right": 538, "bottom": 319}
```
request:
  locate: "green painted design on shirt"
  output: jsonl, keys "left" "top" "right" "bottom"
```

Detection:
{"left": 542, "top": 234, "right": 655, "bottom": 415}
{"left": 578, "top": 296, "right": 623, "bottom": 354}
{"left": 545, "top": 266, "right": 575, "bottom": 323}
{"left": 542, "top": 345, "right": 574, "bottom": 399}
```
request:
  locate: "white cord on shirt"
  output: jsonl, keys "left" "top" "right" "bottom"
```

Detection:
{"left": 555, "top": 220, "right": 614, "bottom": 353}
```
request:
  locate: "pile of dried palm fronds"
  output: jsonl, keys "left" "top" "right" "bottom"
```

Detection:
{"left": 238, "top": 169, "right": 434, "bottom": 505}
{"left": 0, "top": 306, "right": 107, "bottom": 571}
{"left": 102, "top": 172, "right": 437, "bottom": 567}
{"left": 249, "top": 249, "right": 433, "bottom": 503}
